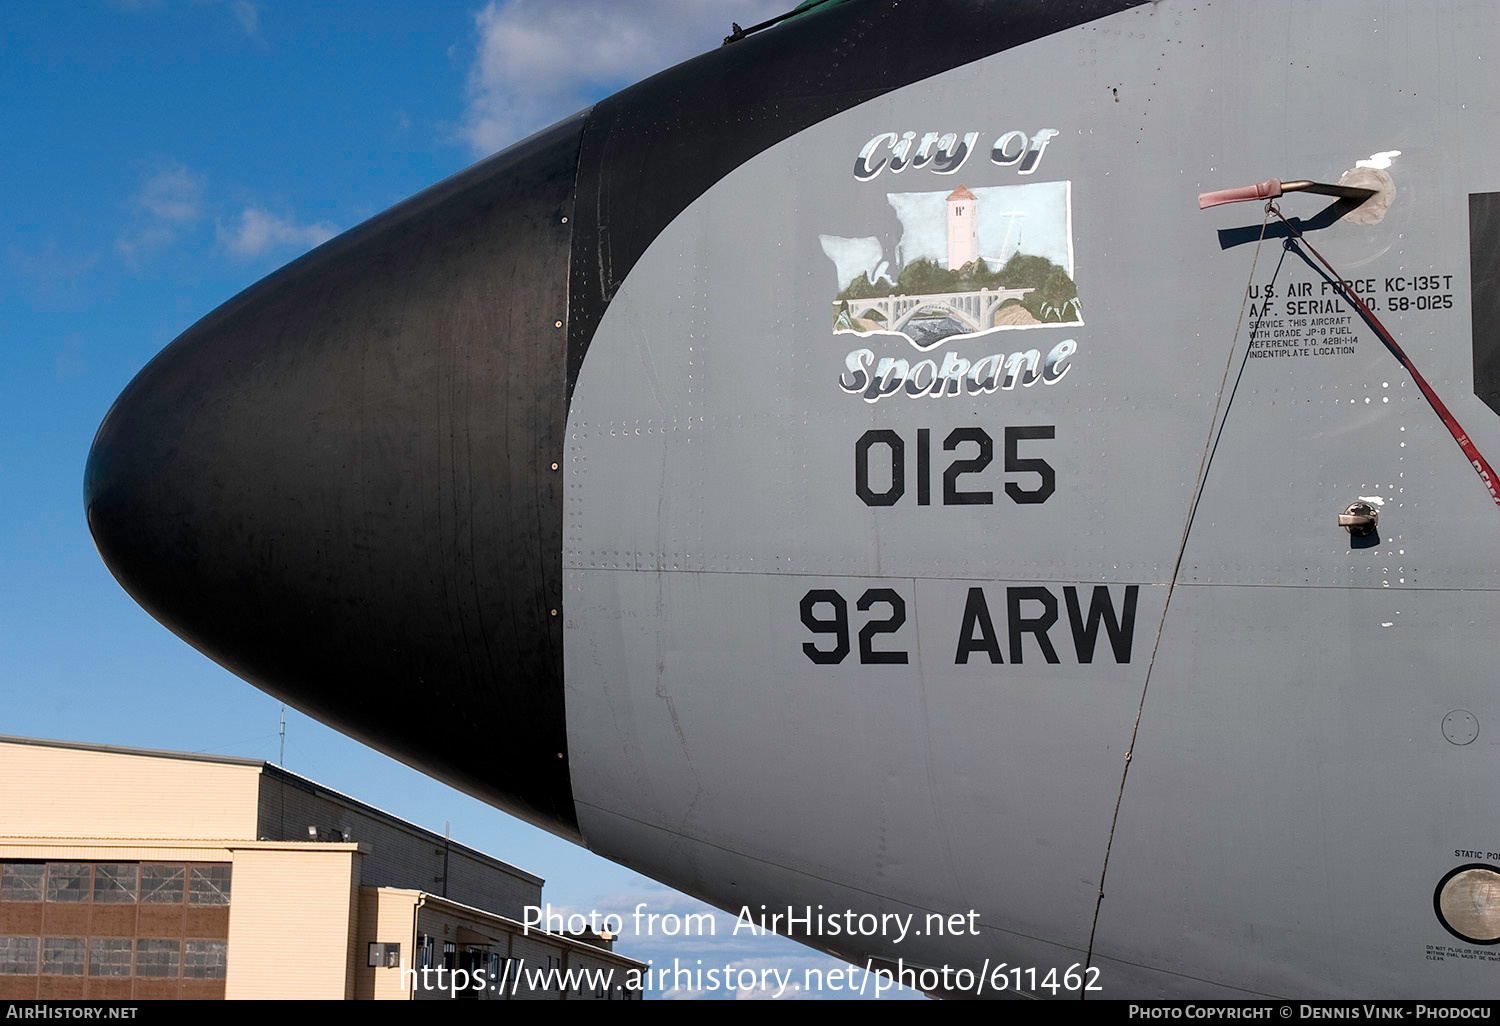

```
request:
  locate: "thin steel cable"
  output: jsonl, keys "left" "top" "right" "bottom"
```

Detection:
{"left": 1082, "top": 205, "right": 1278, "bottom": 990}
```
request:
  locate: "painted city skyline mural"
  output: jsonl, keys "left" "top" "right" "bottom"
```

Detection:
{"left": 821, "top": 180, "right": 1080, "bottom": 350}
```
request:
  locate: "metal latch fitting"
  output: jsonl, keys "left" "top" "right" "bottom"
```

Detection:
{"left": 1338, "top": 502, "right": 1379, "bottom": 537}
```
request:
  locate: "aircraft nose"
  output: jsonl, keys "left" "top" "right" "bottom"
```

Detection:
{"left": 84, "top": 116, "right": 585, "bottom": 841}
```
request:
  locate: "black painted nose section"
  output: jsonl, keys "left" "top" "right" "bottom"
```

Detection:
{"left": 85, "top": 116, "right": 584, "bottom": 841}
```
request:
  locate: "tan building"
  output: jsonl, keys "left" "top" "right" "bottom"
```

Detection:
{"left": 0, "top": 736, "right": 643, "bottom": 1000}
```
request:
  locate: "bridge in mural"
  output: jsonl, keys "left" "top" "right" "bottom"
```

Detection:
{"left": 838, "top": 287, "right": 1034, "bottom": 333}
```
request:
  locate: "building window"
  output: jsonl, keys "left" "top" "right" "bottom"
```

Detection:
{"left": 416, "top": 933, "right": 433, "bottom": 969}
{"left": 188, "top": 865, "right": 231, "bottom": 905}
{"left": 0, "top": 937, "right": 39, "bottom": 975}
{"left": 45, "top": 864, "right": 90, "bottom": 902}
{"left": 135, "top": 939, "right": 180, "bottom": 978}
{"left": 442, "top": 941, "right": 456, "bottom": 971}
{"left": 140, "top": 864, "right": 185, "bottom": 904}
{"left": 0, "top": 864, "right": 44, "bottom": 903}
{"left": 93, "top": 864, "right": 138, "bottom": 904}
{"left": 88, "top": 939, "right": 133, "bottom": 978}
{"left": 183, "top": 940, "right": 226, "bottom": 980}
{"left": 490, "top": 952, "right": 522, "bottom": 994}
{"left": 41, "top": 938, "right": 84, "bottom": 976}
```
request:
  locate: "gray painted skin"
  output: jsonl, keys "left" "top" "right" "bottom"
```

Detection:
{"left": 564, "top": 0, "right": 1499, "bottom": 998}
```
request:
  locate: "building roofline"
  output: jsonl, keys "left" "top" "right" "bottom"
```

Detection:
{"left": 2, "top": 734, "right": 544, "bottom": 887}
{"left": 0, "top": 734, "right": 265, "bottom": 768}
{"left": 0, "top": 837, "right": 366, "bottom": 854}
{"left": 261, "top": 763, "right": 544, "bottom": 887}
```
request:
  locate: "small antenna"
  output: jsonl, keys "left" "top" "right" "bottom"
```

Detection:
{"left": 278, "top": 705, "right": 286, "bottom": 766}
{"left": 442, "top": 822, "right": 451, "bottom": 898}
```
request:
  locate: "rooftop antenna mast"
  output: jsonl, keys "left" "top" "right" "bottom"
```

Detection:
{"left": 278, "top": 705, "right": 285, "bottom": 766}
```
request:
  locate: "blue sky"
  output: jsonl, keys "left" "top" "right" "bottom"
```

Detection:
{"left": 1, "top": 0, "right": 918, "bottom": 1000}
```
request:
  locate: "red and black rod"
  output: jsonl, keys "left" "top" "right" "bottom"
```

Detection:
{"left": 1198, "top": 177, "right": 1376, "bottom": 209}
{"left": 1268, "top": 207, "right": 1500, "bottom": 512}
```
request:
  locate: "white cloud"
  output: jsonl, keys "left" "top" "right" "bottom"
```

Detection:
{"left": 219, "top": 208, "right": 338, "bottom": 258}
{"left": 736, "top": 980, "right": 814, "bottom": 999}
{"left": 229, "top": 0, "right": 259, "bottom": 35}
{"left": 461, "top": 0, "right": 788, "bottom": 155}
{"left": 110, "top": 0, "right": 262, "bottom": 35}
{"left": 116, "top": 162, "right": 205, "bottom": 263}
{"left": 727, "top": 954, "right": 871, "bottom": 1000}
{"left": 8, "top": 241, "right": 101, "bottom": 308}
{"left": 56, "top": 334, "right": 89, "bottom": 383}
{"left": 135, "top": 164, "right": 203, "bottom": 224}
